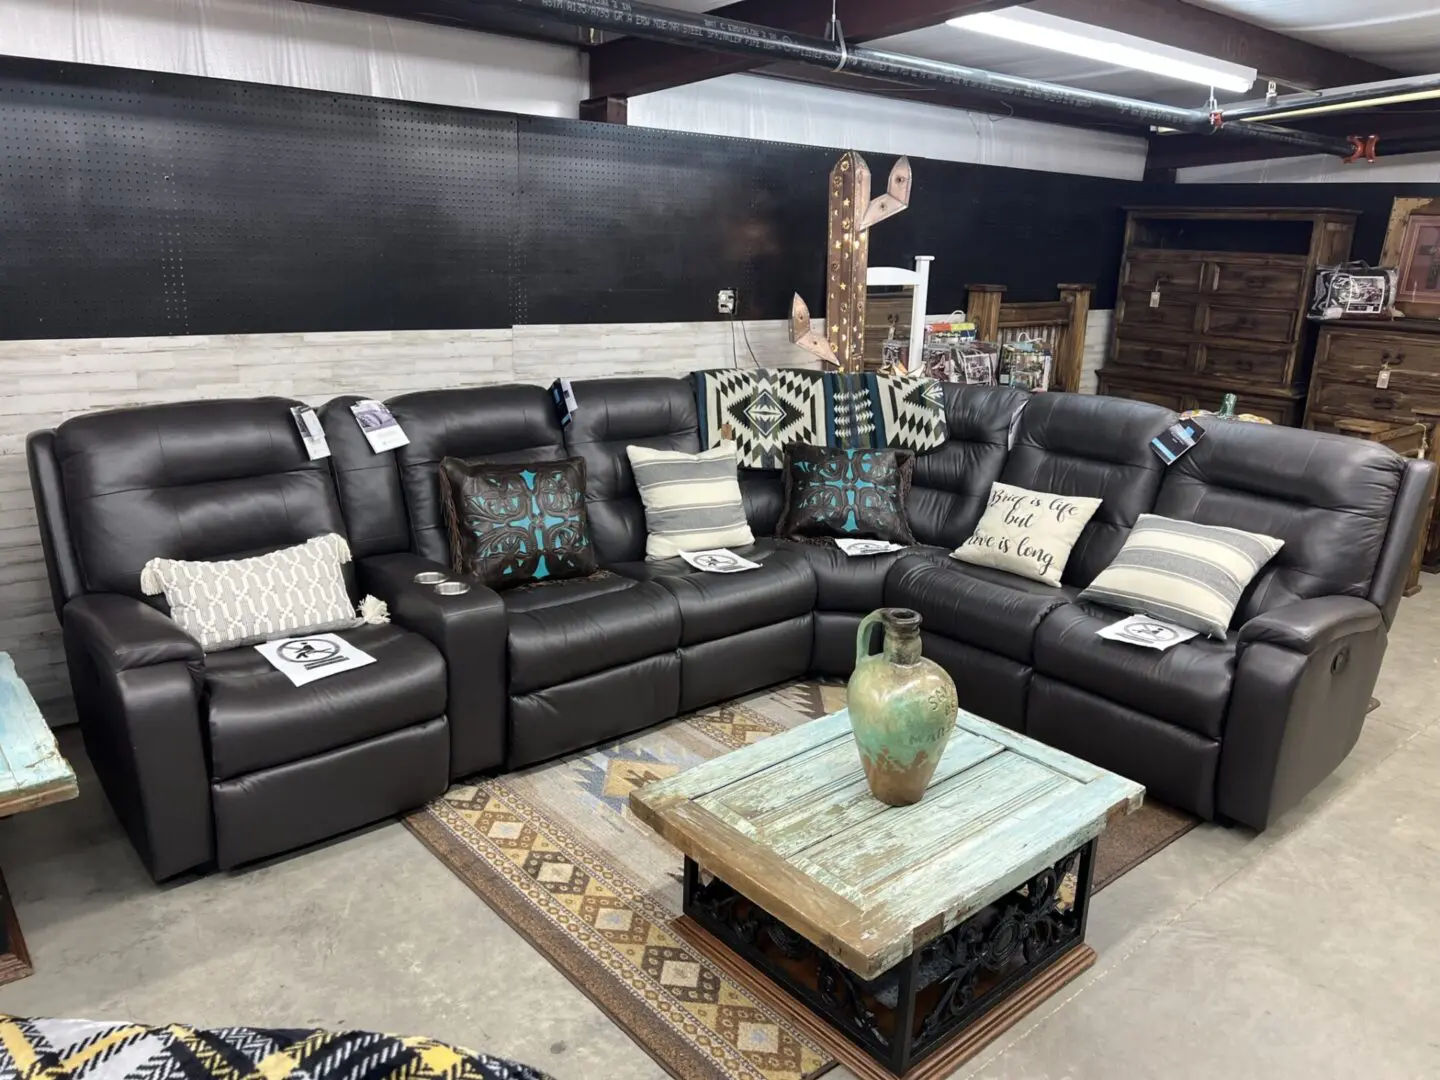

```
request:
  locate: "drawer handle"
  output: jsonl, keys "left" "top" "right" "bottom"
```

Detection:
{"left": 1374, "top": 397, "right": 1397, "bottom": 410}
{"left": 1244, "top": 276, "right": 1268, "bottom": 287}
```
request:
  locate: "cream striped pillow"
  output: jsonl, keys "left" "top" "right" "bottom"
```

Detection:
{"left": 627, "top": 443, "right": 755, "bottom": 560}
{"left": 1080, "top": 514, "right": 1284, "bottom": 639}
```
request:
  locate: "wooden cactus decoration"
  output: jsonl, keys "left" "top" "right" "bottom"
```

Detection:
{"left": 790, "top": 152, "right": 912, "bottom": 372}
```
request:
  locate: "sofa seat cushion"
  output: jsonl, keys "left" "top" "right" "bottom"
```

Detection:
{"left": 205, "top": 623, "right": 446, "bottom": 781}
{"left": 885, "top": 557, "right": 1076, "bottom": 665}
{"left": 777, "top": 540, "right": 949, "bottom": 613}
{"left": 1033, "top": 602, "right": 1236, "bottom": 739}
{"left": 504, "top": 575, "right": 681, "bottom": 693}
{"left": 610, "top": 542, "right": 816, "bottom": 646}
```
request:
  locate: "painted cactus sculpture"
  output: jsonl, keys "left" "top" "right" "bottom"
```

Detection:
{"left": 789, "top": 151, "right": 912, "bottom": 373}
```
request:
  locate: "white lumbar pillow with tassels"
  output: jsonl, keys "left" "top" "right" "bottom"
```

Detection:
{"left": 141, "top": 533, "right": 388, "bottom": 652}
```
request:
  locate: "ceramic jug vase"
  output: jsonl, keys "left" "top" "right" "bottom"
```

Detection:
{"left": 847, "top": 608, "right": 959, "bottom": 806}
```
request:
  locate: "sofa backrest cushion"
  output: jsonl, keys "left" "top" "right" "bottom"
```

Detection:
{"left": 53, "top": 397, "right": 347, "bottom": 601}
{"left": 1000, "top": 394, "right": 1175, "bottom": 587}
{"left": 738, "top": 469, "right": 785, "bottom": 537}
{"left": 386, "top": 386, "right": 566, "bottom": 567}
{"left": 562, "top": 378, "right": 700, "bottom": 564}
{"left": 908, "top": 384, "right": 1029, "bottom": 548}
{"left": 1155, "top": 420, "right": 1405, "bottom": 623}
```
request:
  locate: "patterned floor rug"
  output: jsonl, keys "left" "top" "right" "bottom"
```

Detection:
{"left": 405, "top": 681, "right": 1197, "bottom": 1080}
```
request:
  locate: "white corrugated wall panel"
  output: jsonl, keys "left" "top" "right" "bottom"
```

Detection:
{"left": 629, "top": 74, "right": 1150, "bottom": 181}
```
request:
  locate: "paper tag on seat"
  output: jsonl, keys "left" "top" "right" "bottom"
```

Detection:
{"left": 255, "top": 633, "right": 377, "bottom": 687}
{"left": 835, "top": 538, "right": 904, "bottom": 557}
{"left": 1377, "top": 368, "right": 1392, "bottom": 389}
{"left": 680, "top": 549, "right": 762, "bottom": 573}
{"left": 1096, "top": 615, "right": 1198, "bottom": 651}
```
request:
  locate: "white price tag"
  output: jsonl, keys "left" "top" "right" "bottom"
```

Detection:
{"left": 1376, "top": 368, "right": 1392, "bottom": 389}
{"left": 290, "top": 406, "right": 330, "bottom": 461}
{"left": 351, "top": 399, "right": 410, "bottom": 453}
{"left": 1149, "top": 287, "right": 1161, "bottom": 309}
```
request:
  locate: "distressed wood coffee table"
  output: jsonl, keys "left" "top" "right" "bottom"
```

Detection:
{"left": 630, "top": 707, "right": 1143, "bottom": 1079}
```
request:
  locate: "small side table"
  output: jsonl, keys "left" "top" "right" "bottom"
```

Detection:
{"left": 0, "top": 651, "right": 78, "bottom": 984}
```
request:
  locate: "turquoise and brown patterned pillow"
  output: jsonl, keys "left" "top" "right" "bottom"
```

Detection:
{"left": 440, "top": 456, "right": 596, "bottom": 590}
{"left": 777, "top": 444, "right": 917, "bottom": 545}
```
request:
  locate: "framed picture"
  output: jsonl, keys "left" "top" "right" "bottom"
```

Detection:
{"left": 1381, "top": 197, "right": 1440, "bottom": 318}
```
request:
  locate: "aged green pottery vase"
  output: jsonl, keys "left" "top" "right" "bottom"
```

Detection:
{"left": 847, "top": 607, "right": 959, "bottom": 806}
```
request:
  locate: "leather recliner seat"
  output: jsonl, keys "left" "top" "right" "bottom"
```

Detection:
{"left": 30, "top": 376, "right": 1435, "bottom": 880}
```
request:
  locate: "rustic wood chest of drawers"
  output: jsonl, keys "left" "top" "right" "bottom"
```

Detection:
{"left": 1097, "top": 207, "right": 1357, "bottom": 426}
{"left": 1306, "top": 319, "right": 1440, "bottom": 574}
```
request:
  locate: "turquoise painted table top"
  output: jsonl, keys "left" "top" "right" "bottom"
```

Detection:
{"left": 0, "top": 653, "right": 76, "bottom": 816}
{"left": 631, "top": 707, "right": 1144, "bottom": 979}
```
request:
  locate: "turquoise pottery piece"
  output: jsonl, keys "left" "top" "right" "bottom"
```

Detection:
{"left": 847, "top": 607, "right": 959, "bottom": 805}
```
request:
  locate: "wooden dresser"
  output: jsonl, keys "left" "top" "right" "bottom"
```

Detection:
{"left": 1097, "top": 207, "right": 1357, "bottom": 426}
{"left": 1307, "top": 319, "right": 1440, "bottom": 570}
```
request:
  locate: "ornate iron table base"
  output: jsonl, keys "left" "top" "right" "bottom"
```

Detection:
{"left": 682, "top": 839, "right": 1096, "bottom": 1077}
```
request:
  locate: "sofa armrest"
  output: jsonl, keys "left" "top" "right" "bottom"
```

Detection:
{"left": 358, "top": 553, "right": 508, "bottom": 777}
{"left": 64, "top": 593, "right": 204, "bottom": 671}
{"left": 61, "top": 593, "right": 211, "bottom": 880}
{"left": 1237, "top": 596, "right": 1382, "bottom": 656}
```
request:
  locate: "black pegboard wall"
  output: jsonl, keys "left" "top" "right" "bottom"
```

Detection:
{"left": 0, "top": 57, "right": 518, "bottom": 339}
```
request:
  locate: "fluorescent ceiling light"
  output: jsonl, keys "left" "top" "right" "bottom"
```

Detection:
{"left": 948, "top": 9, "right": 1256, "bottom": 94}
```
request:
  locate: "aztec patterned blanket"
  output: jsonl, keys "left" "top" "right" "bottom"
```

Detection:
{"left": 0, "top": 1016, "right": 551, "bottom": 1080}
{"left": 694, "top": 368, "right": 948, "bottom": 469}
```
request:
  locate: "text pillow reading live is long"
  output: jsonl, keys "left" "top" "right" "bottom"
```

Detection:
{"left": 951, "top": 482, "right": 1101, "bottom": 587}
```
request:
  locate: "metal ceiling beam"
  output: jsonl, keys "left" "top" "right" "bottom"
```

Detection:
{"left": 1147, "top": 106, "right": 1440, "bottom": 171}
{"left": 1027, "top": 0, "right": 1399, "bottom": 91}
{"left": 588, "top": 0, "right": 1019, "bottom": 99}
{"left": 470, "top": 0, "right": 1355, "bottom": 157}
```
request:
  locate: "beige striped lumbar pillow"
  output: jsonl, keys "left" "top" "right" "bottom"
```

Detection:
{"left": 1080, "top": 514, "right": 1284, "bottom": 639}
{"left": 627, "top": 442, "right": 755, "bottom": 560}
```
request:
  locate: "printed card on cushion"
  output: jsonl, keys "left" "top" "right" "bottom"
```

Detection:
{"left": 1080, "top": 514, "right": 1285, "bottom": 638}
{"left": 140, "top": 533, "right": 361, "bottom": 652}
{"left": 627, "top": 442, "right": 755, "bottom": 560}
{"left": 778, "top": 444, "right": 917, "bottom": 544}
{"left": 952, "top": 481, "right": 1101, "bottom": 587}
{"left": 440, "top": 456, "right": 597, "bottom": 590}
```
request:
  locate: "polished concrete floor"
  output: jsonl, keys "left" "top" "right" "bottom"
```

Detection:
{"left": 2, "top": 590, "right": 1439, "bottom": 1080}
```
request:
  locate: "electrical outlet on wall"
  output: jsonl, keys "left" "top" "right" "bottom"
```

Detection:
{"left": 717, "top": 289, "right": 736, "bottom": 315}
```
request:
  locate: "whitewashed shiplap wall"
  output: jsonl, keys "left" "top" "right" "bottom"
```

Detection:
{"left": 3, "top": 321, "right": 819, "bottom": 718}
{"left": 8, "top": 312, "right": 1110, "bottom": 722}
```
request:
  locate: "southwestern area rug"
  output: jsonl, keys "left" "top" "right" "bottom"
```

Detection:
{"left": 405, "top": 681, "right": 1198, "bottom": 1080}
